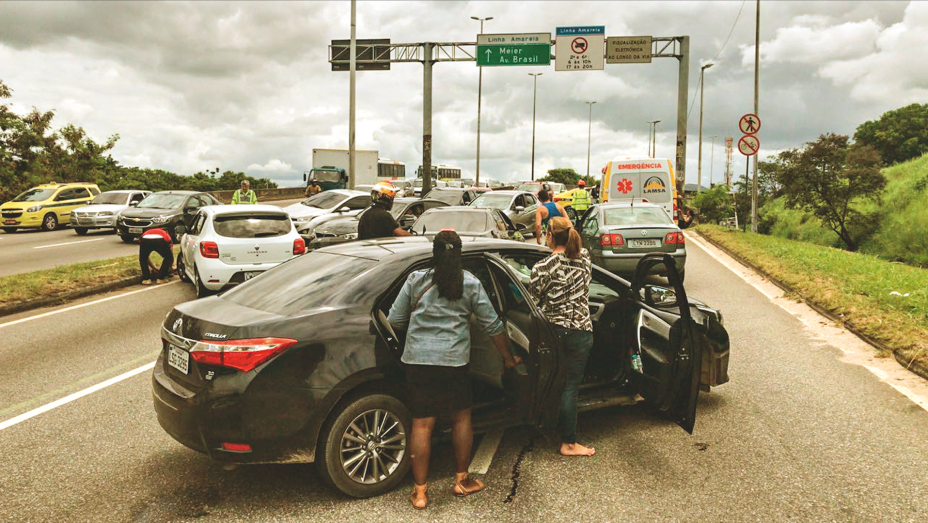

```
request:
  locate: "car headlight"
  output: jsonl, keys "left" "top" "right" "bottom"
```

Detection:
{"left": 342, "top": 233, "right": 358, "bottom": 240}
{"left": 150, "top": 215, "right": 172, "bottom": 224}
{"left": 27, "top": 205, "right": 42, "bottom": 213}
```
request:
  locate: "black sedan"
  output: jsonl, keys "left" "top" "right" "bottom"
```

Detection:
{"left": 152, "top": 238, "right": 730, "bottom": 498}
{"left": 411, "top": 206, "right": 524, "bottom": 240}
{"left": 304, "top": 198, "right": 448, "bottom": 250}
{"left": 117, "top": 191, "right": 221, "bottom": 243}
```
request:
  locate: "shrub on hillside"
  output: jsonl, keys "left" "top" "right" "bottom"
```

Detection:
{"left": 854, "top": 103, "right": 928, "bottom": 166}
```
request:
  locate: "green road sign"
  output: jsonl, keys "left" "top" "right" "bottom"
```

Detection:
{"left": 476, "top": 33, "right": 551, "bottom": 67}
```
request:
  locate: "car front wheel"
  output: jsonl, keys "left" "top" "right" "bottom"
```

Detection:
{"left": 2, "top": 227, "right": 16, "bottom": 234}
{"left": 120, "top": 235, "right": 135, "bottom": 244}
{"left": 74, "top": 227, "right": 88, "bottom": 235}
{"left": 41, "top": 213, "right": 58, "bottom": 231}
{"left": 317, "top": 393, "right": 412, "bottom": 498}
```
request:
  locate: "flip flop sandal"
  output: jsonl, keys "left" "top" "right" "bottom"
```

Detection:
{"left": 409, "top": 484, "right": 428, "bottom": 510}
{"left": 452, "top": 477, "right": 486, "bottom": 498}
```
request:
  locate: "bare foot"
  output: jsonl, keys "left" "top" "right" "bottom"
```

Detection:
{"left": 560, "top": 442, "right": 596, "bottom": 457}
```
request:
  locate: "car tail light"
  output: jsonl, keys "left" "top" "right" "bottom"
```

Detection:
{"left": 665, "top": 232, "right": 685, "bottom": 245}
{"left": 221, "top": 442, "right": 252, "bottom": 453}
{"left": 599, "top": 233, "right": 625, "bottom": 246}
{"left": 293, "top": 237, "right": 306, "bottom": 255}
{"left": 189, "top": 337, "right": 298, "bottom": 373}
{"left": 199, "top": 241, "right": 219, "bottom": 258}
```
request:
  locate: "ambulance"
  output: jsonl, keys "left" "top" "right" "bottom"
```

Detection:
{"left": 600, "top": 157, "right": 678, "bottom": 220}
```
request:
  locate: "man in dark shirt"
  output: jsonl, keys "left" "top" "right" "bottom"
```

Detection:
{"left": 358, "top": 182, "right": 413, "bottom": 240}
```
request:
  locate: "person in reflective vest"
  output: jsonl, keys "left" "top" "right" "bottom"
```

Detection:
{"left": 232, "top": 180, "right": 257, "bottom": 204}
{"left": 572, "top": 180, "right": 591, "bottom": 213}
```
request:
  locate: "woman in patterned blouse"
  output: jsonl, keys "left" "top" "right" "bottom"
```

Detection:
{"left": 529, "top": 216, "right": 596, "bottom": 457}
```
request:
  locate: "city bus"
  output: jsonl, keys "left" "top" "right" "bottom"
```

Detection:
{"left": 377, "top": 158, "right": 406, "bottom": 181}
{"left": 416, "top": 164, "right": 462, "bottom": 179}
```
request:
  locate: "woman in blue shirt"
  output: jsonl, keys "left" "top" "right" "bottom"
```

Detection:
{"left": 389, "top": 230, "right": 520, "bottom": 510}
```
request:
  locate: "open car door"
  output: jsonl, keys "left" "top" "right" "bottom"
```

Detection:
{"left": 630, "top": 253, "right": 702, "bottom": 434}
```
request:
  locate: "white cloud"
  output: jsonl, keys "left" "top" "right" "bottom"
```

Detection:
{"left": 58, "top": 98, "right": 94, "bottom": 121}
{"left": 740, "top": 19, "right": 882, "bottom": 66}
{"left": 246, "top": 159, "right": 295, "bottom": 174}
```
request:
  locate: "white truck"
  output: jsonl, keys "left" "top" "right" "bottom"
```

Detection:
{"left": 305, "top": 149, "right": 379, "bottom": 191}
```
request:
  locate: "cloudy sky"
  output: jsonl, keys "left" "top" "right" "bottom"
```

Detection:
{"left": 1, "top": 1, "right": 924, "bottom": 187}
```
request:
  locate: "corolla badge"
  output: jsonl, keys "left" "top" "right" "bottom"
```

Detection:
{"left": 173, "top": 317, "right": 183, "bottom": 333}
{"left": 641, "top": 230, "right": 648, "bottom": 236}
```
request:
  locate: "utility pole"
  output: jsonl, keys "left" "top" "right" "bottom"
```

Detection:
{"left": 648, "top": 120, "right": 660, "bottom": 158}
{"left": 529, "top": 73, "right": 542, "bottom": 181}
{"left": 709, "top": 135, "right": 718, "bottom": 187}
{"left": 675, "top": 36, "right": 690, "bottom": 196}
{"left": 697, "top": 63, "right": 713, "bottom": 193}
{"left": 586, "top": 101, "right": 596, "bottom": 178}
{"left": 422, "top": 42, "right": 434, "bottom": 195}
{"left": 348, "top": 0, "right": 357, "bottom": 189}
{"left": 471, "top": 16, "right": 492, "bottom": 185}
{"left": 751, "top": 0, "right": 760, "bottom": 232}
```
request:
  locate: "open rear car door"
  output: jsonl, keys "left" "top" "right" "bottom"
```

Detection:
{"left": 630, "top": 253, "right": 702, "bottom": 434}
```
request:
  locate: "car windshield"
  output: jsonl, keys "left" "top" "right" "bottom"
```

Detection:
{"left": 412, "top": 180, "right": 423, "bottom": 188}
{"left": 12, "top": 188, "right": 56, "bottom": 202}
{"left": 91, "top": 192, "right": 129, "bottom": 205}
{"left": 302, "top": 192, "right": 345, "bottom": 209}
{"left": 213, "top": 214, "right": 292, "bottom": 238}
{"left": 422, "top": 190, "right": 463, "bottom": 205}
{"left": 470, "top": 193, "right": 513, "bottom": 209}
{"left": 516, "top": 183, "right": 540, "bottom": 192}
{"left": 413, "top": 211, "right": 489, "bottom": 234}
{"left": 223, "top": 252, "right": 376, "bottom": 315}
{"left": 312, "top": 170, "right": 342, "bottom": 183}
{"left": 136, "top": 194, "right": 186, "bottom": 209}
{"left": 603, "top": 207, "right": 673, "bottom": 226}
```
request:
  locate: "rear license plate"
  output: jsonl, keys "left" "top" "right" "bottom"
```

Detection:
{"left": 4, "top": 219, "right": 16, "bottom": 225}
{"left": 243, "top": 271, "right": 262, "bottom": 281}
{"left": 629, "top": 239, "right": 661, "bottom": 248}
{"left": 128, "top": 227, "right": 143, "bottom": 234}
{"left": 168, "top": 345, "right": 189, "bottom": 374}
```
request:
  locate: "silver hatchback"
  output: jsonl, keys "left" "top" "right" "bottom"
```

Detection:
{"left": 576, "top": 201, "right": 686, "bottom": 280}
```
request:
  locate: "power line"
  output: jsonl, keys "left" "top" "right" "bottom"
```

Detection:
{"left": 686, "top": 0, "right": 748, "bottom": 120}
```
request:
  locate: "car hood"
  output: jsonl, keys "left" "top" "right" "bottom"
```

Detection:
{"left": 120, "top": 207, "right": 181, "bottom": 219}
{"left": 285, "top": 202, "right": 330, "bottom": 219}
{"left": 74, "top": 204, "right": 127, "bottom": 213}
{"left": 1, "top": 202, "right": 34, "bottom": 210}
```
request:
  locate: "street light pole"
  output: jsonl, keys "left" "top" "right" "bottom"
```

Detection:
{"left": 709, "top": 135, "right": 718, "bottom": 187}
{"left": 697, "top": 62, "right": 713, "bottom": 193}
{"left": 586, "top": 101, "right": 597, "bottom": 178}
{"left": 529, "top": 73, "right": 542, "bottom": 181}
{"left": 751, "top": 0, "right": 760, "bottom": 233}
{"left": 472, "top": 16, "right": 493, "bottom": 185}
{"left": 348, "top": 0, "right": 357, "bottom": 189}
{"left": 647, "top": 120, "right": 660, "bottom": 158}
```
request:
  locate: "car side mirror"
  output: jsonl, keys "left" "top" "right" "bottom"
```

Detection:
{"left": 129, "top": 201, "right": 138, "bottom": 207}
{"left": 337, "top": 206, "right": 350, "bottom": 213}
{"left": 174, "top": 224, "right": 186, "bottom": 237}
{"left": 643, "top": 284, "right": 677, "bottom": 307}
{"left": 516, "top": 223, "right": 527, "bottom": 230}
{"left": 515, "top": 206, "right": 525, "bottom": 213}
{"left": 185, "top": 207, "right": 196, "bottom": 214}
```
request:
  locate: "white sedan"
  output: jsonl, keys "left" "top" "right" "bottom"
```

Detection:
{"left": 175, "top": 205, "right": 306, "bottom": 298}
{"left": 283, "top": 189, "right": 370, "bottom": 230}
{"left": 70, "top": 190, "right": 150, "bottom": 235}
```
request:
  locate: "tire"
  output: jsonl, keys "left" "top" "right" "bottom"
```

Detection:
{"left": 194, "top": 265, "right": 211, "bottom": 298}
{"left": 74, "top": 227, "right": 88, "bottom": 236}
{"left": 41, "top": 213, "right": 58, "bottom": 231}
{"left": 565, "top": 206, "right": 578, "bottom": 222}
{"left": 120, "top": 235, "right": 135, "bottom": 244}
{"left": 2, "top": 227, "right": 16, "bottom": 234}
{"left": 176, "top": 255, "right": 190, "bottom": 283}
{"left": 316, "top": 393, "right": 412, "bottom": 498}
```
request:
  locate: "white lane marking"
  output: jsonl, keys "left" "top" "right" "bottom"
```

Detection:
{"left": 469, "top": 429, "right": 504, "bottom": 475}
{"left": 33, "top": 238, "right": 106, "bottom": 249}
{"left": 687, "top": 233, "right": 928, "bottom": 413}
{"left": 0, "top": 280, "right": 179, "bottom": 330}
{"left": 0, "top": 362, "right": 155, "bottom": 431}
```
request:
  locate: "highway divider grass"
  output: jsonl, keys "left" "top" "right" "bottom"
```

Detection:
{"left": 695, "top": 224, "right": 928, "bottom": 369}
{"left": 0, "top": 249, "right": 175, "bottom": 311}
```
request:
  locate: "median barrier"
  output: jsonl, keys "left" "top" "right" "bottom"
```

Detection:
{"left": 210, "top": 187, "right": 306, "bottom": 204}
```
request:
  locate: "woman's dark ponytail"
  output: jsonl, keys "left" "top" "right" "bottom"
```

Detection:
{"left": 432, "top": 230, "right": 464, "bottom": 300}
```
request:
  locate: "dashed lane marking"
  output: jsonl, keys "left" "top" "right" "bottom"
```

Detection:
{"left": 469, "top": 429, "right": 504, "bottom": 475}
{"left": 33, "top": 237, "right": 106, "bottom": 249}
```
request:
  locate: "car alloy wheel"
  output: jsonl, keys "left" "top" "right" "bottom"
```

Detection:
{"left": 318, "top": 393, "right": 411, "bottom": 498}
{"left": 42, "top": 213, "right": 58, "bottom": 231}
{"left": 176, "top": 255, "right": 190, "bottom": 283}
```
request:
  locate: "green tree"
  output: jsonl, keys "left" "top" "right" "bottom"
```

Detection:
{"left": 692, "top": 184, "right": 734, "bottom": 225}
{"left": 777, "top": 133, "right": 885, "bottom": 251}
{"left": 541, "top": 168, "right": 581, "bottom": 186}
{"left": 854, "top": 103, "right": 928, "bottom": 166}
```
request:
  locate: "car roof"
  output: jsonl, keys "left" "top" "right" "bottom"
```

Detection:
{"left": 329, "top": 189, "right": 366, "bottom": 196}
{"left": 100, "top": 189, "right": 147, "bottom": 194}
{"left": 151, "top": 190, "right": 201, "bottom": 195}
{"left": 478, "top": 190, "right": 523, "bottom": 196}
{"left": 317, "top": 235, "right": 548, "bottom": 261}
{"left": 202, "top": 204, "right": 288, "bottom": 216}
{"left": 423, "top": 206, "right": 489, "bottom": 213}
{"left": 597, "top": 201, "right": 664, "bottom": 209}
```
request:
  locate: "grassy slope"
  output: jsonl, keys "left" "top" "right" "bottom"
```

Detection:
{"left": 696, "top": 224, "right": 927, "bottom": 367}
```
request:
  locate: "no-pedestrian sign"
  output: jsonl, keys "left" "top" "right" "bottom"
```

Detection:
{"left": 738, "top": 135, "right": 760, "bottom": 156}
{"left": 738, "top": 113, "right": 761, "bottom": 135}
{"left": 555, "top": 26, "right": 605, "bottom": 71}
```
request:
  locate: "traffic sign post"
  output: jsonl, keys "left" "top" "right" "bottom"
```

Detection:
{"left": 476, "top": 33, "right": 551, "bottom": 67}
{"left": 555, "top": 26, "right": 605, "bottom": 71}
{"left": 737, "top": 135, "right": 760, "bottom": 156}
{"left": 738, "top": 113, "right": 761, "bottom": 135}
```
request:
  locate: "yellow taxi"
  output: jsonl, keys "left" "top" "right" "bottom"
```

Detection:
{"left": 1, "top": 182, "right": 101, "bottom": 233}
{"left": 552, "top": 188, "right": 582, "bottom": 220}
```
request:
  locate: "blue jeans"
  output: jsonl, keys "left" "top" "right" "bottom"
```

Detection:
{"left": 555, "top": 327, "right": 594, "bottom": 444}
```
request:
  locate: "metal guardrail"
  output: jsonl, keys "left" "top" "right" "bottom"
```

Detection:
{"left": 209, "top": 187, "right": 306, "bottom": 204}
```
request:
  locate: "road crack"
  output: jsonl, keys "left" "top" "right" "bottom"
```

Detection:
{"left": 503, "top": 435, "right": 535, "bottom": 503}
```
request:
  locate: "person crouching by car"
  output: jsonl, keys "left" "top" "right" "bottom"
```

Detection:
{"left": 389, "top": 230, "right": 521, "bottom": 510}
{"left": 139, "top": 228, "right": 173, "bottom": 285}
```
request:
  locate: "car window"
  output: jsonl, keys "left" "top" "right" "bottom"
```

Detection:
{"left": 55, "top": 188, "right": 78, "bottom": 201}
{"left": 412, "top": 211, "right": 489, "bottom": 234}
{"left": 302, "top": 192, "right": 345, "bottom": 209}
{"left": 213, "top": 213, "right": 292, "bottom": 238}
{"left": 488, "top": 261, "right": 533, "bottom": 318}
{"left": 471, "top": 193, "right": 515, "bottom": 210}
{"left": 137, "top": 193, "right": 186, "bottom": 209}
{"left": 131, "top": 192, "right": 146, "bottom": 203}
{"left": 90, "top": 192, "right": 127, "bottom": 205}
{"left": 346, "top": 196, "right": 371, "bottom": 210}
{"left": 12, "top": 188, "right": 56, "bottom": 202}
{"left": 185, "top": 196, "right": 203, "bottom": 210}
{"left": 190, "top": 213, "right": 206, "bottom": 235}
{"left": 195, "top": 195, "right": 212, "bottom": 207}
{"left": 583, "top": 217, "right": 599, "bottom": 236}
{"left": 589, "top": 270, "right": 622, "bottom": 301}
{"left": 603, "top": 207, "right": 674, "bottom": 226}
{"left": 525, "top": 195, "right": 537, "bottom": 206}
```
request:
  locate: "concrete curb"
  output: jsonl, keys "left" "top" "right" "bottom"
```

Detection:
{"left": 0, "top": 275, "right": 142, "bottom": 319}
{"left": 692, "top": 229, "right": 928, "bottom": 382}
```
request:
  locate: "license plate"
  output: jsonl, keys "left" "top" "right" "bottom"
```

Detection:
{"left": 168, "top": 345, "right": 189, "bottom": 374}
{"left": 4, "top": 219, "right": 16, "bottom": 225}
{"left": 128, "top": 227, "right": 143, "bottom": 234}
{"left": 243, "top": 271, "right": 262, "bottom": 281}
{"left": 630, "top": 239, "right": 661, "bottom": 248}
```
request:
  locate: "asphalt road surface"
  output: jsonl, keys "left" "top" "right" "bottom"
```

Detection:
{"left": 1, "top": 236, "right": 927, "bottom": 522}
{"left": 0, "top": 198, "right": 304, "bottom": 278}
